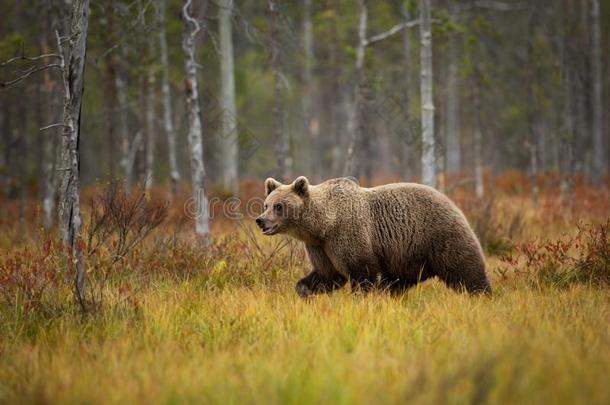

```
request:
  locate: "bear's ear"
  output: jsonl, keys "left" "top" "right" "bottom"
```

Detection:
{"left": 292, "top": 176, "right": 309, "bottom": 197}
{"left": 265, "top": 178, "right": 282, "bottom": 196}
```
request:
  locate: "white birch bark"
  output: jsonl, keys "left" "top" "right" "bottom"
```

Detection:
{"left": 400, "top": 4, "right": 412, "bottom": 180}
{"left": 183, "top": 0, "right": 209, "bottom": 238}
{"left": 302, "top": 0, "right": 318, "bottom": 178}
{"left": 144, "top": 60, "right": 155, "bottom": 195}
{"left": 344, "top": 0, "right": 367, "bottom": 177}
{"left": 526, "top": 9, "right": 539, "bottom": 204}
{"left": 446, "top": 2, "right": 461, "bottom": 174}
{"left": 560, "top": 56, "right": 575, "bottom": 202}
{"left": 58, "top": 0, "right": 90, "bottom": 310}
{"left": 156, "top": 0, "right": 181, "bottom": 196}
{"left": 419, "top": 0, "right": 436, "bottom": 187}
{"left": 473, "top": 66, "right": 484, "bottom": 199}
{"left": 218, "top": 0, "right": 239, "bottom": 196}
{"left": 115, "top": 56, "right": 132, "bottom": 192}
{"left": 41, "top": 15, "right": 59, "bottom": 230}
{"left": 268, "top": 0, "right": 290, "bottom": 181}
{"left": 590, "top": 0, "right": 604, "bottom": 183}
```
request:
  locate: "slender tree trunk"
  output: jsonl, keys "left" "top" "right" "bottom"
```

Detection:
{"left": 16, "top": 96, "right": 27, "bottom": 223}
{"left": 268, "top": 0, "right": 289, "bottom": 181}
{"left": 400, "top": 4, "right": 412, "bottom": 180}
{"left": 182, "top": 0, "right": 210, "bottom": 238}
{"left": 560, "top": 2, "right": 577, "bottom": 202}
{"left": 473, "top": 66, "right": 484, "bottom": 199}
{"left": 1, "top": 100, "right": 11, "bottom": 198}
{"left": 144, "top": 59, "right": 155, "bottom": 195}
{"left": 560, "top": 52, "right": 575, "bottom": 202}
{"left": 58, "top": 0, "right": 90, "bottom": 311}
{"left": 135, "top": 77, "right": 144, "bottom": 184}
{"left": 446, "top": 3, "right": 460, "bottom": 175}
{"left": 344, "top": 0, "right": 368, "bottom": 180}
{"left": 590, "top": 0, "right": 604, "bottom": 184}
{"left": 35, "top": 82, "right": 44, "bottom": 189}
{"left": 156, "top": 0, "right": 181, "bottom": 197}
{"left": 575, "top": 0, "right": 589, "bottom": 179}
{"left": 115, "top": 53, "right": 132, "bottom": 191}
{"left": 325, "top": 0, "right": 340, "bottom": 177}
{"left": 104, "top": 8, "right": 116, "bottom": 180}
{"left": 419, "top": 0, "right": 436, "bottom": 187}
{"left": 105, "top": 61, "right": 117, "bottom": 180}
{"left": 41, "top": 23, "right": 59, "bottom": 229}
{"left": 218, "top": 0, "right": 239, "bottom": 196}
{"left": 526, "top": 9, "right": 540, "bottom": 204}
{"left": 302, "top": 0, "right": 318, "bottom": 180}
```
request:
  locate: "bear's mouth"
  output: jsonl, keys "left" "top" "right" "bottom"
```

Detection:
{"left": 262, "top": 224, "right": 279, "bottom": 235}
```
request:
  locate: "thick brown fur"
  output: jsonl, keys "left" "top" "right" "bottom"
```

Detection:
{"left": 256, "top": 176, "right": 492, "bottom": 298}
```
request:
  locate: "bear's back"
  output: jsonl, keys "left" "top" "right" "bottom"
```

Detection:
{"left": 362, "top": 183, "right": 478, "bottom": 267}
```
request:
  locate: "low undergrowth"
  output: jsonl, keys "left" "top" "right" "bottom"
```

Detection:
{"left": 500, "top": 220, "right": 610, "bottom": 288}
{"left": 0, "top": 180, "right": 609, "bottom": 404}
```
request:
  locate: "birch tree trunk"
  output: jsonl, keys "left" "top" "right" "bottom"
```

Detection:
{"left": 115, "top": 54, "right": 132, "bottom": 191}
{"left": 16, "top": 96, "right": 27, "bottom": 223}
{"left": 446, "top": 2, "right": 460, "bottom": 174}
{"left": 419, "top": 0, "right": 436, "bottom": 187}
{"left": 0, "top": 101, "right": 10, "bottom": 198}
{"left": 401, "top": 4, "right": 412, "bottom": 180}
{"left": 58, "top": 0, "right": 90, "bottom": 311}
{"left": 526, "top": 9, "right": 540, "bottom": 204}
{"left": 104, "top": 8, "right": 117, "bottom": 180}
{"left": 302, "top": 0, "right": 318, "bottom": 179}
{"left": 41, "top": 13, "right": 59, "bottom": 229}
{"left": 344, "top": 0, "right": 368, "bottom": 179}
{"left": 268, "top": 0, "right": 290, "bottom": 181}
{"left": 105, "top": 59, "right": 117, "bottom": 180}
{"left": 156, "top": 0, "right": 180, "bottom": 197}
{"left": 144, "top": 59, "right": 155, "bottom": 195}
{"left": 473, "top": 65, "right": 484, "bottom": 199}
{"left": 590, "top": 0, "right": 604, "bottom": 184}
{"left": 325, "top": 0, "right": 340, "bottom": 177}
{"left": 182, "top": 0, "right": 210, "bottom": 238}
{"left": 560, "top": 49, "right": 575, "bottom": 202}
{"left": 41, "top": 95, "right": 59, "bottom": 229}
{"left": 218, "top": 0, "right": 238, "bottom": 196}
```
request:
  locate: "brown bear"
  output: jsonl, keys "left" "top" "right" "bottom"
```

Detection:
{"left": 255, "top": 176, "right": 492, "bottom": 298}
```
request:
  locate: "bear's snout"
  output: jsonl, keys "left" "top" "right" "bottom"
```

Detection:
{"left": 255, "top": 217, "right": 265, "bottom": 228}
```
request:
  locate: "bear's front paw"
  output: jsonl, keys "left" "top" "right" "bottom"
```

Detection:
{"left": 295, "top": 281, "right": 313, "bottom": 299}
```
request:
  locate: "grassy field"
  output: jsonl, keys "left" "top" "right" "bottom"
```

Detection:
{"left": 0, "top": 181, "right": 609, "bottom": 404}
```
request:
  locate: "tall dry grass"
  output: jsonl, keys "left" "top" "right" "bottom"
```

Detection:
{"left": 0, "top": 175, "right": 609, "bottom": 404}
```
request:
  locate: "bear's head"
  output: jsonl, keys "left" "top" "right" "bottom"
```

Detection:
{"left": 255, "top": 176, "right": 310, "bottom": 236}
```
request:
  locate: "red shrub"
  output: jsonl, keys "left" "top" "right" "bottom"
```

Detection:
{"left": 501, "top": 220, "right": 610, "bottom": 287}
{"left": 0, "top": 239, "right": 61, "bottom": 311}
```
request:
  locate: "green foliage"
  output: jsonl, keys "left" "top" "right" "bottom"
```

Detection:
{"left": 0, "top": 32, "right": 25, "bottom": 61}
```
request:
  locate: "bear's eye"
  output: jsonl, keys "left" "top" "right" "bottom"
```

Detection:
{"left": 273, "top": 203, "right": 283, "bottom": 212}
{"left": 263, "top": 204, "right": 268, "bottom": 210}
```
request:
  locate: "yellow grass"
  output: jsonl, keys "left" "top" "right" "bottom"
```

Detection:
{"left": 0, "top": 188, "right": 609, "bottom": 404}
{"left": 1, "top": 274, "right": 609, "bottom": 403}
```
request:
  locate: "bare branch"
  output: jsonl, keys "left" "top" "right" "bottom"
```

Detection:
{"left": 0, "top": 63, "right": 62, "bottom": 90}
{"left": 365, "top": 19, "right": 420, "bottom": 47}
{"left": 183, "top": 0, "right": 201, "bottom": 37}
{"left": 0, "top": 40, "right": 65, "bottom": 90}
{"left": 40, "top": 123, "right": 71, "bottom": 132}
{"left": 0, "top": 53, "right": 62, "bottom": 67}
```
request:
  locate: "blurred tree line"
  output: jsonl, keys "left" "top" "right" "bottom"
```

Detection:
{"left": 0, "top": 0, "right": 608, "bottom": 202}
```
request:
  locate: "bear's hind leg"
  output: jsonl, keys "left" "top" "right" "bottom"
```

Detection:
{"left": 431, "top": 249, "right": 492, "bottom": 296}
